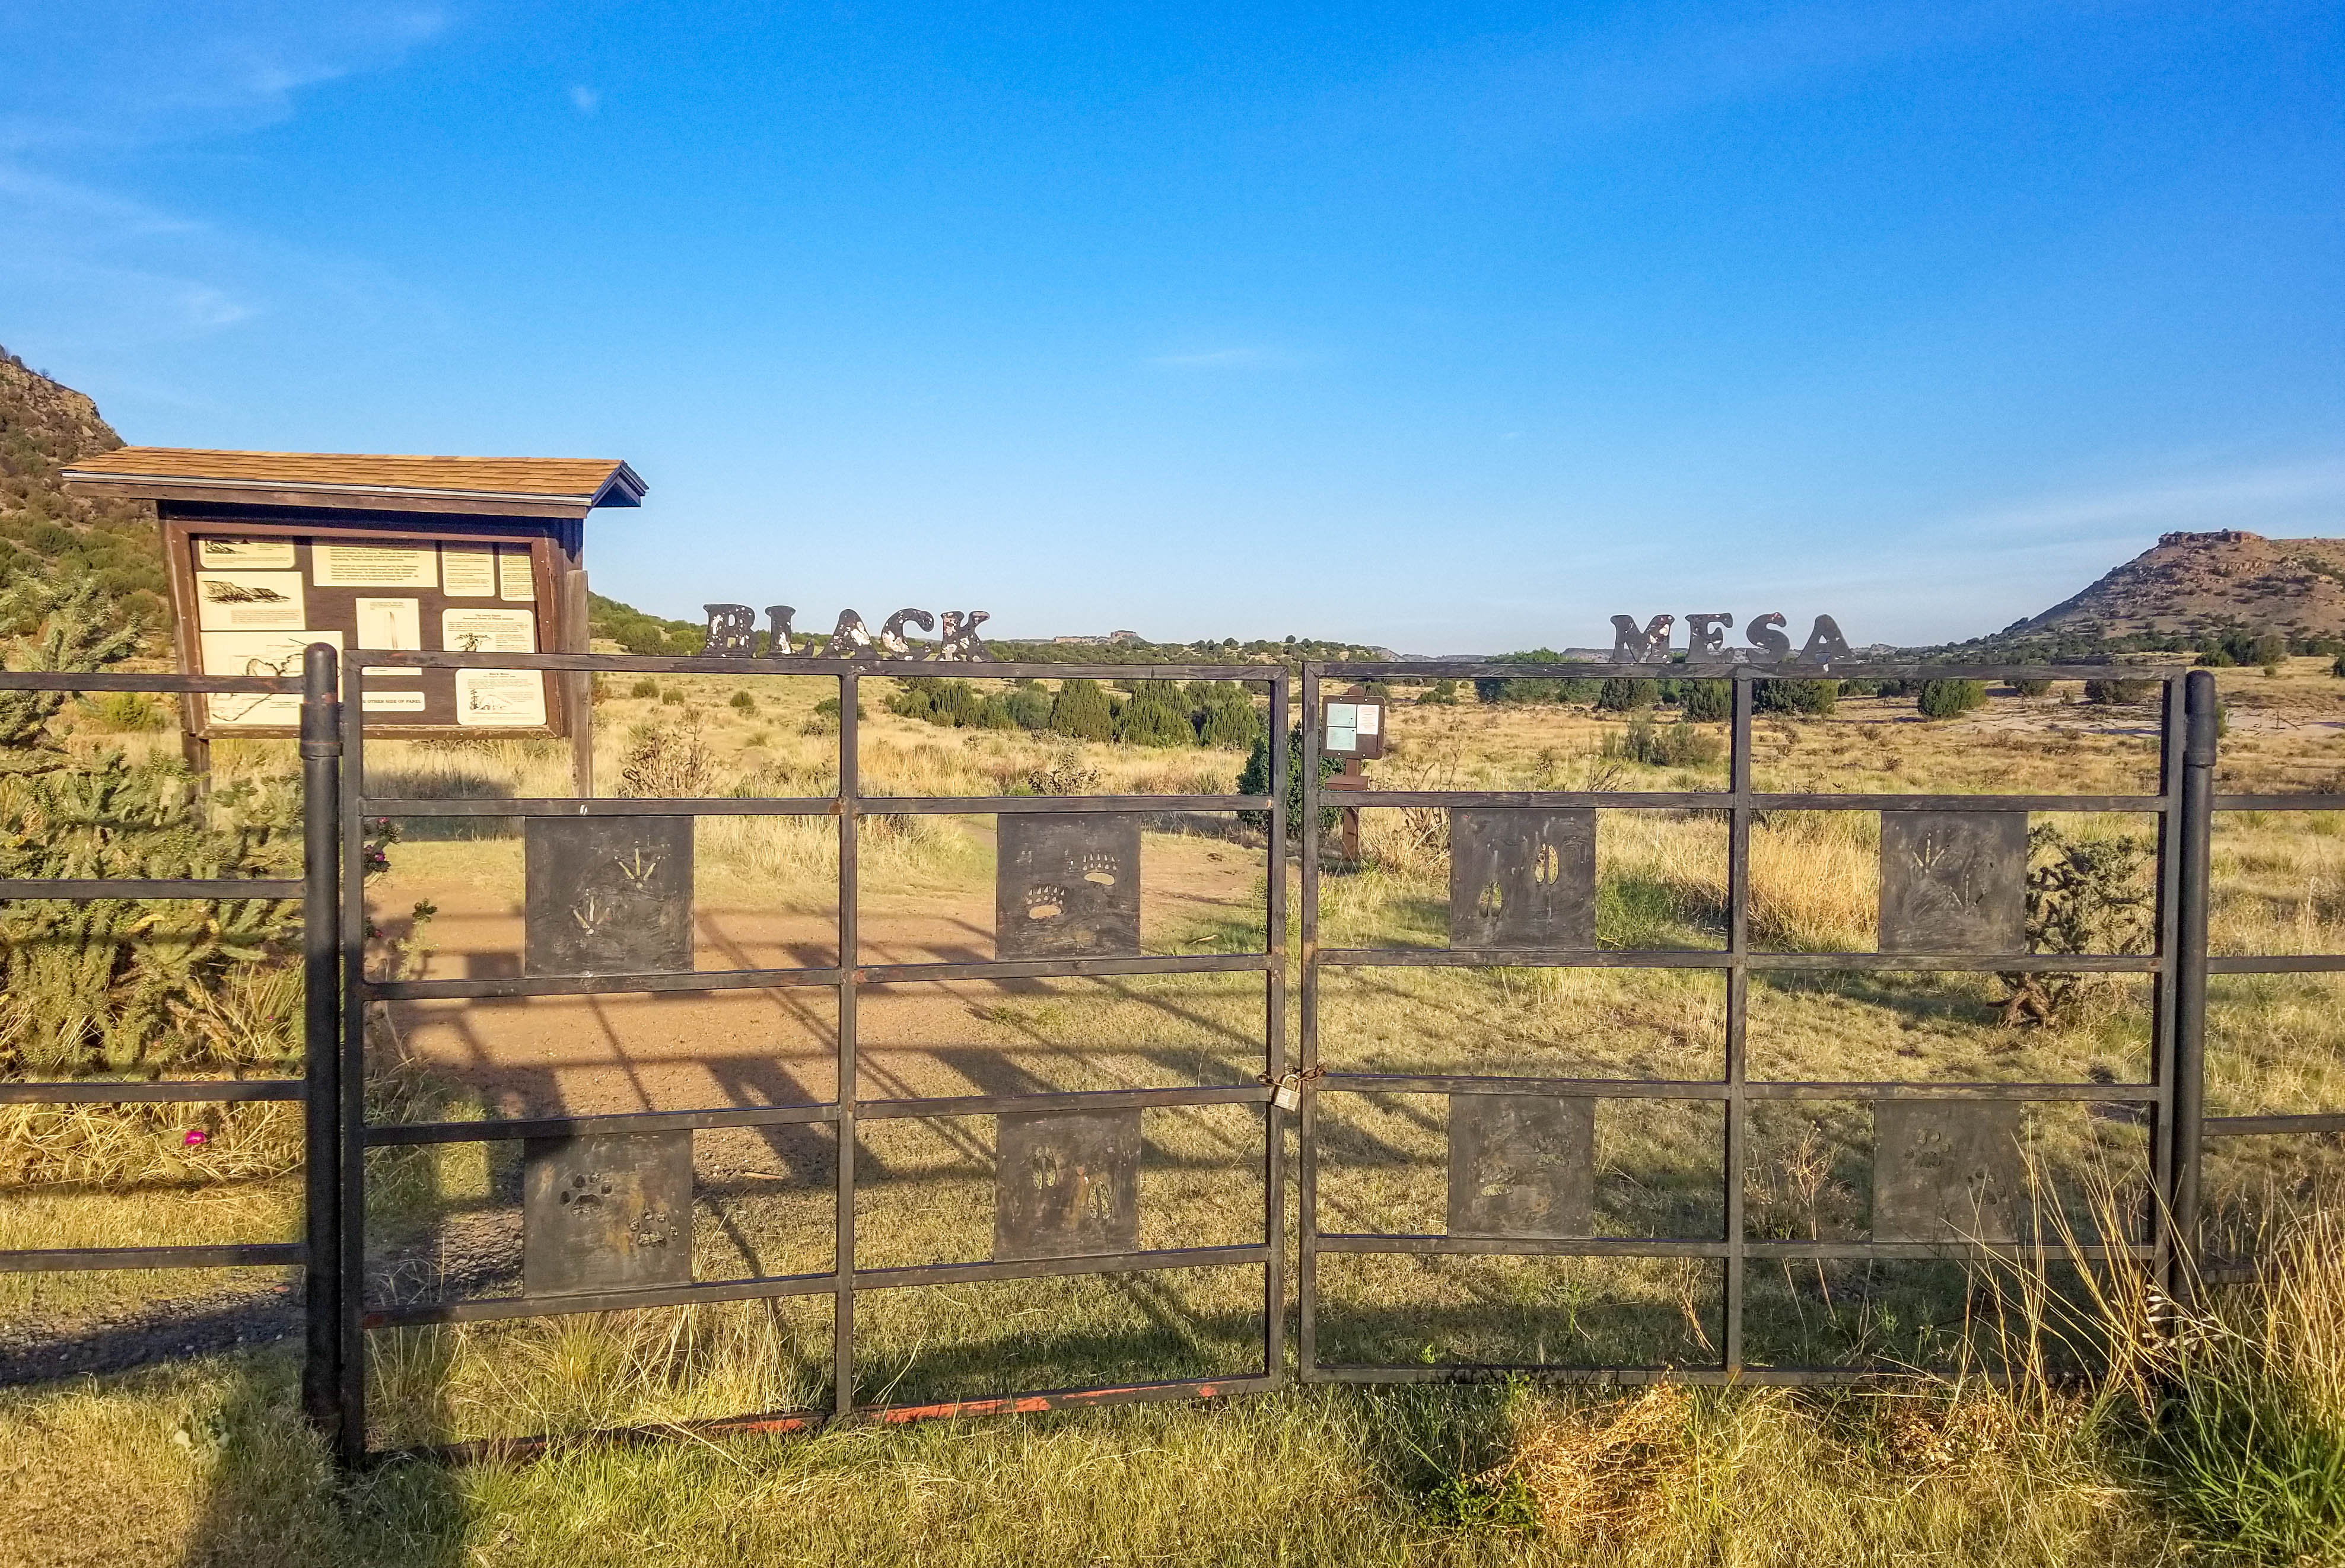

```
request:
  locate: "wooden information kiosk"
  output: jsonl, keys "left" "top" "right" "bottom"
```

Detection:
{"left": 62, "top": 448, "right": 644, "bottom": 789}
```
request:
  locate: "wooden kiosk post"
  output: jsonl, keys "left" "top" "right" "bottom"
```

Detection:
{"left": 61, "top": 449, "right": 645, "bottom": 794}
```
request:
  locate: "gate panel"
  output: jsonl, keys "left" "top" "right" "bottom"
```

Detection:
{"left": 336, "top": 652, "right": 1284, "bottom": 1461}
{"left": 1299, "top": 658, "right": 2202, "bottom": 1385}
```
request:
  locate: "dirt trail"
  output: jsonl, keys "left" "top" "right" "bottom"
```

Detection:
{"left": 376, "top": 826, "right": 1266, "bottom": 1121}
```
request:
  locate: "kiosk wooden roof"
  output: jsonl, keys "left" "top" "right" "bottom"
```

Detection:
{"left": 62, "top": 448, "right": 647, "bottom": 519}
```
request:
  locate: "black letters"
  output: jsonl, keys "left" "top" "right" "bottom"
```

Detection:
{"left": 821, "top": 610, "right": 877, "bottom": 660}
{"left": 1685, "top": 613, "right": 1733, "bottom": 656}
{"left": 701, "top": 604, "right": 755, "bottom": 656}
{"left": 936, "top": 610, "right": 994, "bottom": 662}
{"left": 1796, "top": 614, "right": 1853, "bottom": 665}
{"left": 1610, "top": 614, "right": 1674, "bottom": 664}
{"left": 877, "top": 608, "right": 936, "bottom": 655}
{"left": 1747, "top": 613, "right": 1792, "bottom": 659}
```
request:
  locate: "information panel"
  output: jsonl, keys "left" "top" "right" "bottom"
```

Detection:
{"left": 177, "top": 530, "right": 556, "bottom": 735}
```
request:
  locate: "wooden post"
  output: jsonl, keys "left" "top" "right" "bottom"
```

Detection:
{"left": 563, "top": 565, "right": 594, "bottom": 798}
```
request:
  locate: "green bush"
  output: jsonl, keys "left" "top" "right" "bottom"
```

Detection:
{"left": 2085, "top": 677, "right": 2158, "bottom": 706}
{"left": 1007, "top": 684, "right": 1054, "bottom": 729}
{"left": 1595, "top": 677, "right": 1659, "bottom": 713}
{"left": 975, "top": 694, "right": 1017, "bottom": 730}
{"left": 1116, "top": 680, "right": 1194, "bottom": 747}
{"left": 1418, "top": 678, "right": 1460, "bottom": 706}
{"left": 1194, "top": 683, "right": 1264, "bottom": 750}
{"left": 1049, "top": 678, "right": 1116, "bottom": 741}
{"left": 2010, "top": 678, "right": 2053, "bottom": 698}
{"left": 1916, "top": 678, "right": 1988, "bottom": 719}
{"left": 660, "top": 687, "right": 685, "bottom": 706}
{"left": 1602, "top": 715, "right": 1723, "bottom": 767}
{"left": 629, "top": 677, "right": 659, "bottom": 699}
{"left": 728, "top": 690, "right": 756, "bottom": 712}
{"left": 1676, "top": 680, "right": 1730, "bottom": 722}
{"left": 1239, "top": 726, "right": 1341, "bottom": 838}
{"left": 1755, "top": 679, "right": 1837, "bottom": 716}
{"left": 889, "top": 676, "right": 981, "bottom": 727}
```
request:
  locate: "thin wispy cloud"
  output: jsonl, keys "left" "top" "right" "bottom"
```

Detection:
{"left": 569, "top": 85, "right": 601, "bottom": 116}
{"left": 0, "top": 5, "right": 451, "bottom": 369}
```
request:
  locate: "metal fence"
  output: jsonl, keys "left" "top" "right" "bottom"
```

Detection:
{"left": 0, "top": 649, "right": 343, "bottom": 1433}
{"left": 5, "top": 651, "right": 2341, "bottom": 1463}
{"left": 1296, "top": 660, "right": 2219, "bottom": 1385}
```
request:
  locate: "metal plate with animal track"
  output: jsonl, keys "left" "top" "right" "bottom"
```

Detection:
{"left": 1447, "top": 1094, "right": 1595, "bottom": 1238}
{"left": 992, "top": 1110, "right": 1143, "bottom": 1261}
{"left": 524, "top": 816, "right": 695, "bottom": 977}
{"left": 1447, "top": 808, "right": 1596, "bottom": 950}
{"left": 994, "top": 814, "right": 1141, "bottom": 960}
{"left": 1877, "top": 811, "right": 2026, "bottom": 955}
{"left": 523, "top": 1130, "right": 695, "bottom": 1295}
{"left": 1872, "top": 1100, "right": 2023, "bottom": 1244}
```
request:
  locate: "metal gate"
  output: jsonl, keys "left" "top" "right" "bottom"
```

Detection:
{"left": 7, "top": 650, "right": 2343, "bottom": 1462}
{"left": 331, "top": 648, "right": 1288, "bottom": 1464}
{"left": 1293, "top": 659, "right": 2232, "bottom": 1385}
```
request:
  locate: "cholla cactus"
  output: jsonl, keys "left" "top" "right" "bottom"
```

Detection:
{"left": 0, "top": 576, "right": 301, "bottom": 1075}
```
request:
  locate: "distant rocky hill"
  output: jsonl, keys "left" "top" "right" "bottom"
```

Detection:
{"left": 1942, "top": 530, "right": 2345, "bottom": 660}
{"left": 2004, "top": 531, "right": 2345, "bottom": 643}
{"left": 0, "top": 349, "right": 170, "bottom": 627}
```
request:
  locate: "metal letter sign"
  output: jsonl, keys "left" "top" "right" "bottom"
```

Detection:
{"left": 1872, "top": 1101, "right": 2023, "bottom": 1243}
{"left": 1449, "top": 808, "right": 1596, "bottom": 950}
{"left": 1448, "top": 1095, "right": 1595, "bottom": 1238}
{"left": 995, "top": 814, "right": 1142, "bottom": 959}
{"left": 994, "top": 1110, "right": 1143, "bottom": 1260}
{"left": 523, "top": 1130, "right": 695, "bottom": 1294}
{"left": 525, "top": 817, "right": 695, "bottom": 977}
{"left": 1878, "top": 811, "right": 2027, "bottom": 954}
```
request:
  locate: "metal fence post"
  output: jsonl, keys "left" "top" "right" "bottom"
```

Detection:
{"left": 297, "top": 643, "right": 345, "bottom": 1442}
{"left": 2168, "top": 668, "right": 2216, "bottom": 1306}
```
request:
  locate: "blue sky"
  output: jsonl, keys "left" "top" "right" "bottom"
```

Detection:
{"left": 3, "top": 2, "right": 2339, "bottom": 650}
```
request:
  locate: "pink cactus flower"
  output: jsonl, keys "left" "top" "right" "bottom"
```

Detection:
{"left": 182, "top": 1129, "right": 209, "bottom": 1148}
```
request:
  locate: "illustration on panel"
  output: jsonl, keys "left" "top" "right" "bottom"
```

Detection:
{"left": 994, "top": 1110, "right": 1143, "bottom": 1260}
{"left": 524, "top": 816, "right": 695, "bottom": 977}
{"left": 1448, "top": 808, "right": 1596, "bottom": 950}
{"left": 995, "top": 814, "right": 1142, "bottom": 959}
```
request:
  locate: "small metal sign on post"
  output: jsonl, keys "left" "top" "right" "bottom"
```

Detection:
{"left": 1318, "top": 686, "right": 1386, "bottom": 862}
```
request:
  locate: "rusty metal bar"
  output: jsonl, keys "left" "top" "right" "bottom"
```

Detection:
{"left": 835, "top": 670, "right": 860, "bottom": 1418}
{"left": 1316, "top": 948, "right": 2157, "bottom": 972}
{"left": 366, "top": 1245, "right": 1273, "bottom": 1329}
{"left": 0, "top": 1079, "right": 303, "bottom": 1103}
{"left": 0, "top": 879, "right": 304, "bottom": 900}
{"left": 1312, "top": 660, "right": 2184, "bottom": 681}
{"left": 352, "top": 650, "right": 1286, "bottom": 683}
{"left": 355, "top": 793, "right": 1272, "bottom": 818}
{"left": 299, "top": 643, "right": 345, "bottom": 1443}
{"left": 1724, "top": 666, "right": 1752, "bottom": 1374}
{"left": 0, "top": 671, "right": 299, "bottom": 693}
{"left": 2170, "top": 670, "right": 2217, "bottom": 1306}
{"left": 1319, "top": 1074, "right": 2160, "bottom": 1101}
{"left": 1336, "top": 791, "right": 2158, "bottom": 813}
{"left": 0, "top": 1243, "right": 304, "bottom": 1272}
{"left": 335, "top": 654, "right": 370, "bottom": 1469}
{"left": 1297, "top": 663, "right": 1323, "bottom": 1379}
{"left": 2206, "top": 1111, "right": 2345, "bottom": 1136}
{"left": 1265, "top": 664, "right": 1288, "bottom": 1384}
